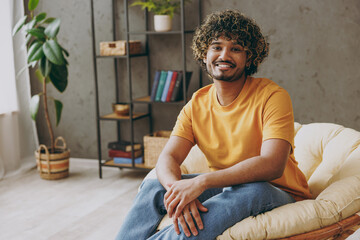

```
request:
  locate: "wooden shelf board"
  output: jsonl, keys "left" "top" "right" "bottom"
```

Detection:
{"left": 103, "top": 160, "right": 153, "bottom": 170}
{"left": 96, "top": 53, "right": 147, "bottom": 58}
{"left": 100, "top": 112, "right": 148, "bottom": 120}
{"left": 135, "top": 96, "right": 151, "bottom": 102}
{"left": 134, "top": 96, "right": 187, "bottom": 104}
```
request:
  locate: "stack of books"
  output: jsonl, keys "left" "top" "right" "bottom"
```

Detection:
{"left": 150, "top": 70, "right": 192, "bottom": 102}
{"left": 108, "top": 140, "right": 143, "bottom": 164}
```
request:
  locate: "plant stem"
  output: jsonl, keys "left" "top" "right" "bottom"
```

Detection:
{"left": 43, "top": 77, "right": 55, "bottom": 152}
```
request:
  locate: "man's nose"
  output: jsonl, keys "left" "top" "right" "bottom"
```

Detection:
{"left": 219, "top": 48, "right": 231, "bottom": 60}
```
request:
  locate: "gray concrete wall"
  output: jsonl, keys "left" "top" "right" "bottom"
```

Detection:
{"left": 33, "top": 0, "right": 360, "bottom": 158}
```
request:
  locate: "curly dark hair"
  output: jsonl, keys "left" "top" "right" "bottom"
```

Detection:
{"left": 192, "top": 10, "right": 269, "bottom": 76}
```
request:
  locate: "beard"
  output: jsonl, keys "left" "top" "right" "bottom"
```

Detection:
{"left": 206, "top": 62, "right": 246, "bottom": 82}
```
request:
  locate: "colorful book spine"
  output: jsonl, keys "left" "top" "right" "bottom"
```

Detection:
{"left": 155, "top": 70, "right": 168, "bottom": 101}
{"left": 113, "top": 156, "right": 143, "bottom": 164}
{"left": 170, "top": 71, "right": 192, "bottom": 102}
{"left": 161, "top": 71, "right": 173, "bottom": 102}
{"left": 170, "top": 71, "right": 183, "bottom": 102}
{"left": 150, "top": 70, "right": 161, "bottom": 101}
{"left": 166, "top": 71, "right": 178, "bottom": 102}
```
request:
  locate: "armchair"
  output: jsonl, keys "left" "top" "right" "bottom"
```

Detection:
{"left": 143, "top": 122, "right": 360, "bottom": 239}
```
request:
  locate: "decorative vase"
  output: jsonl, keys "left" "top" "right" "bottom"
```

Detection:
{"left": 35, "top": 136, "right": 70, "bottom": 180}
{"left": 154, "top": 15, "right": 172, "bottom": 32}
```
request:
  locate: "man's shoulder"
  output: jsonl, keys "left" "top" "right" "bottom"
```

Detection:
{"left": 249, "top": 77, "right": 288, "bottom": 95}
{"left": 191, "top": 84, "right": 214, "bottom": 101}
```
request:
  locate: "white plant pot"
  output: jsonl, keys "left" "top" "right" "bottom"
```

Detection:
{"left": 154, "top": 15, "right": 172, "bottom": 32}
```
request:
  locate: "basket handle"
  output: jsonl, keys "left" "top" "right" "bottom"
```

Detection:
{"left": 37, "top": 144, "right": 50, "bottom": 173}
{"left": 55, "top": 136, "right": 67, "bottom": 150}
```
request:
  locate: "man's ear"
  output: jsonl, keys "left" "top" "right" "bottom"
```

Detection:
{"left": 203, "top": 57, "right": 206, "bottom": 63}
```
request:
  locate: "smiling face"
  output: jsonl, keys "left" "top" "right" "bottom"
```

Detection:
{"left": 203, "top": 36, "right": 248, "bottom": 82}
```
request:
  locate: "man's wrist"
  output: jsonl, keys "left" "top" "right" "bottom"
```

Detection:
{"left": 196, "top": 174, "right": 209, "bottom": 192}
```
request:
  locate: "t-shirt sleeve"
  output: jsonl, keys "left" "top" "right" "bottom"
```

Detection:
{"left": 262, "top": 89, "right": 295, "bottom": 151}
{"left": 171, "top": 100, "right": 196, "bottom": 144}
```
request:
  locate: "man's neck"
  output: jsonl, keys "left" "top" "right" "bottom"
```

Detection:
{"left": 214, "top": 76, "right": 247, "bottom": 106}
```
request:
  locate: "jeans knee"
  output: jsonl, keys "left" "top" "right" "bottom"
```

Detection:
{"left": 223, "top": 182, "right": 284, "bottom": 202}
{"left": 138, "top": 179, "right": 167, "bottom": 215}
{"left": 140, "top": 179, "right": 165, "bottom": 192}
{"left": 246, "top": 182, "right": 273, "bottom": 193}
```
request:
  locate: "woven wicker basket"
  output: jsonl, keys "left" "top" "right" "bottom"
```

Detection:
{"left": 144, "top": 131, "right": 171, "bottom": 168}
{"left": 35, "top": 136, "right": 70, "bottom": 180}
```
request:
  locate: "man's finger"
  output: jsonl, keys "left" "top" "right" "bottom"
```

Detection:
{"left": 164, "top": 192, "right": 176, "bottom": 211}
{"left": 174, "top": 200, "right": 186, "bottom": 219}
{"left": 183, "top": 207, "right": 198, "bottom": 236}
{"left": 178, "top": 214, "right": 191, "bottom": 237}
{"left": 195, "top": 199, "right": 208, "bottom": 212}
{"left": 164, "top": 187, "right": 172, "bottom": 200}
{"left": 167, "top": 197, "right": 180, "bottom": 218}
{"left": 173, "top": 217, "right": 180, "bottom": 235}
{"left": 190, "top": 201, "right": 204, "bottom": 230}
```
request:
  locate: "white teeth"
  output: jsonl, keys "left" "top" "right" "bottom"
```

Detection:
{"left": 218, "top": 65, "right": 231, "bottom": 68}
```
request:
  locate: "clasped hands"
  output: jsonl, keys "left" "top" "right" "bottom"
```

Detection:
{"left": 164, "top": 178, "right": 208, "bottom": 237}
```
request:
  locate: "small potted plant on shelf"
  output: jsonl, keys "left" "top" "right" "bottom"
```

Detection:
{"left": 13, "top": 0, "right": 70, "bottom": 180}
{"left": 131, "top": 0, "right": 189, "bottom": 32}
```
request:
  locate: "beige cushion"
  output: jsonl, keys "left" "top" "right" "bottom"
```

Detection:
{"left": 143, "top": 122, "right": 360, "bottom": 239}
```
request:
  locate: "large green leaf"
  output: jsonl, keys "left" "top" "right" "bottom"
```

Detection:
{"left": 54, "top": 99, "right": 63, "bottom": 126}
{"left": 43, "top": 17, "right": 55, "bottom": 24}
{"left": 26, "top": 34, "right": 32, "bottom": 44}
{"left": 26, "top": 28, "right": 46, "bottom": 40}
{"left": 24, "top": 19, "right": 36, "bottom": 31}
{"left": 30, "top": 94, "right": 40, "bottom": 121}
{"left": 42, "top": 40, "right": 65, "bottom": 65}
{"left": 44, "top": 18, "right": 60, "bottom": 38}
{"left": 39, "top": 56, "right": 52, "bottom": 77}
{"left": 12, "top": 15, "right": 27, "bottom": 36}
{"left": 27, "top": 41, "right": 44, "bottom": 63}
{"left": 49, "top": 64, "right": 68, "bottom": 92}
{"left": 28, "top": 0, "right": 39, "bottom": 11}
{"left": 35, "top": 12, "right": 47, "bottom": 22}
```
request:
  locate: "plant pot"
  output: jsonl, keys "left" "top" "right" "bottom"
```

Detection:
{"left": 154, "top": 15, "right": 172, "bottom": 32}
{"left": 35, "top": 136, "right": 70, "bottom": 180}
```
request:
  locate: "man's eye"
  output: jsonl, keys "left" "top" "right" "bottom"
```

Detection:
{"left": 232, "top": 48, "right": 243, "bottom": 52}
{"left": 212, "top": 46, "right": 221, "bottom": 50}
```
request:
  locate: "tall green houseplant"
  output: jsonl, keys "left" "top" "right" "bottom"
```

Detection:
{"left": 13, "top": 0, "right": 69, "bottom": 153}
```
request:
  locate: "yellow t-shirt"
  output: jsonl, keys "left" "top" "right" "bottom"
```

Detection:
{"left": 171, "top": 77, "right": 312, "bottom": 201}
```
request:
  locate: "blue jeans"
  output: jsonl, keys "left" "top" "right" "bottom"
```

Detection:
{"left": 115, "top": 174, "right": 295, "bottom": 240}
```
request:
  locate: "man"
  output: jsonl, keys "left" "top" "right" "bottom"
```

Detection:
{"left": 116, "top": 10, "right": 311, "bottom": 240}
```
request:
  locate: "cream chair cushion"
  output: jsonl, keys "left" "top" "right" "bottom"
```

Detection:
{"left": 143, "top": 123, "right": 360, "bottom": 239}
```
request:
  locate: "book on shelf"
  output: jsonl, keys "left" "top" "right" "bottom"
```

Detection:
{"left": 150, "top": 70, "right": 161, "bottom": 101}
{"left": 155, "top": 70, "right": 168, "bottom": 101}
{"left": 108, "top": 140, "right": 142, "bottom": 152}
{"left": 114, "top": 156, "right": 143, "bottom": 164}
{"left": 150, "top": 70, "right": 192, "bottom": 102}
{"left": 161, "top": 71, "right": 173, "bottom": 102}
{"left": 170, "top": 71, "right": 193, "bottom": 102}
{"left": 108, "top": 149, "right": 142, "bottom": 158}
{"left": 166, "top": 71, "right": 178, "bottom": 102}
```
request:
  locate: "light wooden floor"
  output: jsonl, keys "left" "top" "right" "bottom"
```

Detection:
{"left": 0, "top": 158, "right": 149, "bottom": 240}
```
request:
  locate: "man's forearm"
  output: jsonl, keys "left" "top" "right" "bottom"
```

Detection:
{"left": 198, "top": 139, "right": 290, "bottom": 190}
{"left": 155, "top": 136, "right": 193, "bottom": 191}
{"left": 156, "top": 156, "right": 182, "bottom": 191}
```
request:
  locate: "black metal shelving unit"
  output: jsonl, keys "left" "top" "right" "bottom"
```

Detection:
{"left": 90, "top": 0, "right": 202, "bottom": 178}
